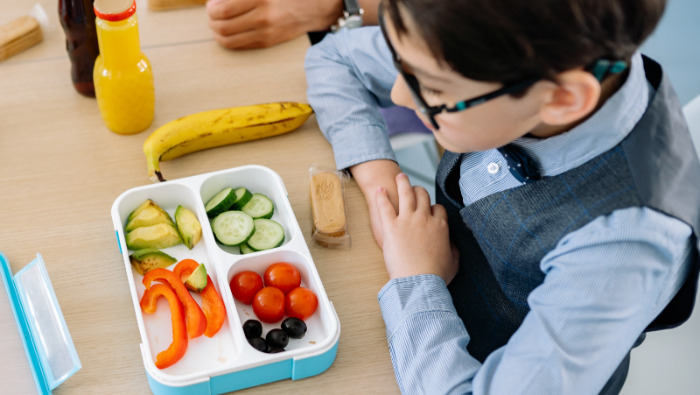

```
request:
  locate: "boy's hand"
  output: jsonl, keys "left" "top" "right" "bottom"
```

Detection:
{"left": 376, "top": 173, "right": 458, "bottom": 283}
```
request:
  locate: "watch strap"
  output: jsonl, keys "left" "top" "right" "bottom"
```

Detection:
{"left": 343, "top": 0, "right": 361, "bottom": 16}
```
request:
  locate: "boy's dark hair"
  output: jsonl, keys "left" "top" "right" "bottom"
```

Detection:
{"left": 384, "top": 0, "right": 667, "bottom": 84}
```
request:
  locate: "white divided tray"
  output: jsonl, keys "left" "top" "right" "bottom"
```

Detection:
{"left": 111, "top": 165, "right": 340, "bottom": 394}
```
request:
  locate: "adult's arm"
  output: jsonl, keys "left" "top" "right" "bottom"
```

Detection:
{"left": 207, "top": 0, "right": 381, "bottom": 49}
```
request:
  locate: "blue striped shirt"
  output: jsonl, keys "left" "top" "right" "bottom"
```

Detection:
{"left": 305, "top": 27, "right": 692, "bottom": 394}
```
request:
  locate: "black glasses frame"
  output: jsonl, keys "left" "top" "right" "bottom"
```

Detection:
{"left": 378, "top": 8, "right": 538, "bottom": 129}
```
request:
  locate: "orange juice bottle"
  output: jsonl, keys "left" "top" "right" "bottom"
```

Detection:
{"left": 93, "top": 0, "right": 154, "bottom": 134}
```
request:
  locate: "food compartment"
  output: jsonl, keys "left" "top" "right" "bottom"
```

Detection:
{"left": 199, "top": 166, "right": 298, "bottom": 255}
{"left": 223, "top": 249, "right": 337, "bottom": 358}
{"left": 112, "top": 181, "right": 239, "bottom": 382}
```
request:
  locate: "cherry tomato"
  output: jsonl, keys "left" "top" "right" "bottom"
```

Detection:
{"left": 252, "top": 287, "right": 286, "bottom": 323}
{"left": 285, "top": 287, "right": 318, "bottom": 320}
{"left": 230, "top": 270, "right": 263, "bottom": 305}
{"left": 263, "top": 262, "right": 301, "bottom": 294}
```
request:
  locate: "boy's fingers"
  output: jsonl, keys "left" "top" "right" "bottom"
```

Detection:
{"left": 375, "top": 187, "right": 397, "bottom": 224}
{"left": 414, "top": 185, "right": 430, "bottom": 211}
{"left": 396, "top": 173, "right": 416, "bottom": 213}
{"left": 431, "top": 203, "right": 448, "bottom": 220}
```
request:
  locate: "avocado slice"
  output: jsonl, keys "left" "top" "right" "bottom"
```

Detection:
{"left": 125, "top": 204, "right": 175, "bottom": 232}
{"left": 174, "top": 205, "right": 202, "bottom": 249}
{"left": 127, "top": 199, "right": 169, "bottom": 222}
{"left": 125, "top": 199, "right": 175, "bottom": 232}
{"left": 129, "top": 248, "right": 177, "bottom": 275}
{"left": 185, "top": 263, "right": 208, "bottom": 292}
{"left": 126, "top": 222, "right": 182, "bottom": 250}
{"left": 126, "top": 199, "right": 153, "bottom": 222}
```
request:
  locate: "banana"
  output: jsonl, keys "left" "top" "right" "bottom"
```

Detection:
{"left": 143, "top": 102, "right": 314, "bottom": 182}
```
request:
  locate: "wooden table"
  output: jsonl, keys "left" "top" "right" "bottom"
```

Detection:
{"left": 0, "top": 1, "right": 398, "bottom": 393}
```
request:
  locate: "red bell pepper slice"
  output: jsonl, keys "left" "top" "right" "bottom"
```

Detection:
{"left": 174, "top": 259, "right": 227, "bottom": 338}
{"left": 143, "top": 267, "right": 206, "bottom": 339}
{"left": 140, "top": 283, "right": 188, "bottom": 369}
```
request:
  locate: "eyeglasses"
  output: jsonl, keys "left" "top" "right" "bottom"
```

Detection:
{"left": 378, "top": 7, "right": 538, "bottom": 130}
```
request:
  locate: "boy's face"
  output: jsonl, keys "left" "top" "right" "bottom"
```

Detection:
{"left": 383, "top": 9, "right": 553, "bottom": 153}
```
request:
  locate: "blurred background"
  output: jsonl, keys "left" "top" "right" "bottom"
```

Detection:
{"left": 621, "top": 1, "right": 700, "bottom": 393}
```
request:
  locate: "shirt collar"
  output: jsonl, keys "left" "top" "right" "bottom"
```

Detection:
{"left": 516, "top": 52, "right": 649, "bottom": 176}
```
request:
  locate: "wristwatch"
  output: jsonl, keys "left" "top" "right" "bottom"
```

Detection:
{"left": 331, "top": 0, "right": 364, "bottom": 32}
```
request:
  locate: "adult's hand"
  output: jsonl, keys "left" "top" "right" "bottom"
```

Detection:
{"left": 206, "top": 0, "right": 341, "bottom": 49}
{"left": 206, "top": 0, "right": 380, "bottom": 49}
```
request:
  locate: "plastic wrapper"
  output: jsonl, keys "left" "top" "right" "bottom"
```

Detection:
{"left": 0, "top": 4, "right": 48, "bottom": 62}
{"left": 148, "top": 0, "right": 206, "bottom": 11}
{"left": 309, "top": 167, "right": 351, "bottom": 249}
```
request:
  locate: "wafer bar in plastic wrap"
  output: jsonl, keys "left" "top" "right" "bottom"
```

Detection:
{"left": 309, "top": 167, "right": 351, "bottom": 249}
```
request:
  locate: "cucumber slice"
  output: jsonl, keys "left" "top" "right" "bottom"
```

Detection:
{"left": 247, "top": 219, "right": 284, "bottom": 251}
{"left": 241, "top": 193, "right": 274, "bottom": 219}
{"left": 230, "top": 187, "right": 254, "bottom": 210}
{"left": 205, "top": 187, "right": 237, "bottom": 218}
{"left": 239, "top": 243, "right": 255, "bottom": 254}
{"left": 211, "top": 211, "right": 255, "bottom": 246}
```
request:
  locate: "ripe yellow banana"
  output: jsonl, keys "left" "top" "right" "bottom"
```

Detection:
{"left": 143, "top": 102, "right": 313, "bottom": 182}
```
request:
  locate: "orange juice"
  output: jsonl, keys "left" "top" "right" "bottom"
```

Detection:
{"left": 93, "top": 0, "right": 154, "bottom": 134}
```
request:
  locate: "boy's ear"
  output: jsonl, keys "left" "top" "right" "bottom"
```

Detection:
{"left": 538, "top": 70, "right": 601, "bottom": 126}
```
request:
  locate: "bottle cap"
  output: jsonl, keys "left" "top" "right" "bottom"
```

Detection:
{"left": 94, "top": 0, "right": 137, "bottom": 22}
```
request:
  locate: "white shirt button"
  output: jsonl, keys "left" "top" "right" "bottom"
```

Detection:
{"left": 487, "top": 162, "right": 500, "bottom": 174}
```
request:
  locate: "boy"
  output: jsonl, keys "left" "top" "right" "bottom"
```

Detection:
{"left": 305, "top": 0, "right": 700, "bottom": 393}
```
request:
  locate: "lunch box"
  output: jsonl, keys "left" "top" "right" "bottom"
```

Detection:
{"left": 111, "top": 165, "right": 341, "bottom": 394}
{"left": 0, "top": 253, "right": 81, "bottom": 394}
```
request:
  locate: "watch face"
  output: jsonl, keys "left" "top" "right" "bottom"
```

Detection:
{"left": 344, "top": 15, "right": 363, "bottom": 29}
{"left": 331, "top": 2, "right": 363, "bottom": 32}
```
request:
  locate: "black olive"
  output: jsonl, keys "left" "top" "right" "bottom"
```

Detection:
{"left": 265, "top": 328, "right": 289, "bottom": 349}
{"left": 281, "top": 317, "right": 307, "bottom": 339}
{"left": 248, "top": 336, "right": 268, "bottom": 353}
{"left": 267, "top": 347, "right": 285, "bottom": 353}
{"left": 242, "top": 319, "right": 263, "bottom": 339}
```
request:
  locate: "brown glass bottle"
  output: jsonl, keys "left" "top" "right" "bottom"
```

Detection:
{"left": 59, "top": 0, "right": 100, "bottom": 97}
